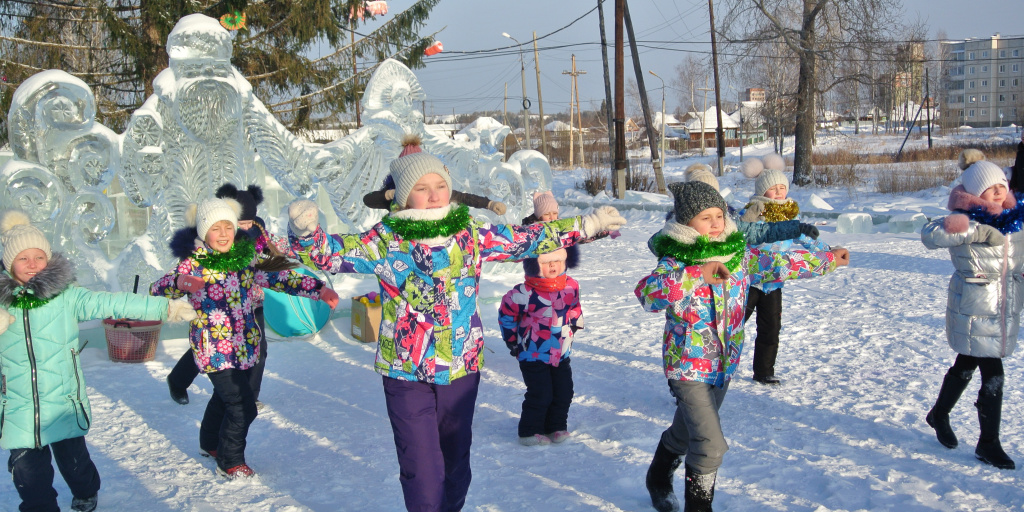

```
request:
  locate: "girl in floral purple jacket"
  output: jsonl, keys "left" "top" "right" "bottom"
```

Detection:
{"left": 152, "top": 198, "right": 338, "bottom": 480}
{"left": 635, "top": 181, "right": 847, "bottom": 512}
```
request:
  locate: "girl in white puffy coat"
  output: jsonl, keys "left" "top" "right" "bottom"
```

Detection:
{"left": 920, "top": 158, "right": 1023, "bottom": 470}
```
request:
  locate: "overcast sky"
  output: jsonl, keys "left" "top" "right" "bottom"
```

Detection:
{"left": 356, "top": 0, "right": 1023, "bottom": 118}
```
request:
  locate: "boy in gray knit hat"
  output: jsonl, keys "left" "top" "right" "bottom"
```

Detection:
{"left": 636, "top": 183, "right": 848, "bottom": 512}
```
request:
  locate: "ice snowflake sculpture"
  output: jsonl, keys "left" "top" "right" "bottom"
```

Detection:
{"left": 1, "top": 13, "right": 551, "bottom": 291}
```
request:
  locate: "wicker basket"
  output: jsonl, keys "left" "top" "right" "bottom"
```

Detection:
{"left": 103, "top": 319, "right": 162, "bottom": 363}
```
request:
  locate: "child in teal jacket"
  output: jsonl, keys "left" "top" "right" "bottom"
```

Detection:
{"left": 0, "top": 209, "right": 194, "bottom": 512}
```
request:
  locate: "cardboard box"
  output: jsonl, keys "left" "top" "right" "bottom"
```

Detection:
{"left": 351, "top": 296, "right": 382, "bottom": 343}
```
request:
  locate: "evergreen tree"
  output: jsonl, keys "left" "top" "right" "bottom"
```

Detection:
{"left": 0, "top": 0, "right": 440, "bottom": 146}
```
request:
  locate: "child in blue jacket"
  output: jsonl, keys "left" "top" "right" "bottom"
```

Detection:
{"left": 0, "top": 210, "right": 194, "bottom": 512}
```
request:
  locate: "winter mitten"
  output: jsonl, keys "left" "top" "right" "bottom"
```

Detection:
{"left": 943, "top": 213, "right": 970, "bottom": 234}
{"left": 488, "top": 200, "right": 507, "bottom": 216}
{"left": 972, "top": 224, "right": 1005, "bottom": 247}
{"left": 288, "top": 199, "right": 320, "bottom": 237}
{"left": 319, "top": 287, "right": 340, "bottom": 309}
{"left": 0, "top": 307, "right": 13, "bottom": 335}
{"left": 581, "top": 206, "right": 627, "bottom": 237}
{"left": 384, "top": 189, "right": 396, "bottom": 201}
{"left": 798, "top": 223, "right": 819, "bottom": 239}
{"left": 740, "top": 201, "right": 765, "bottom": 223}
{"left": 176, "top": 275, "right": 206, "bottom": 294}
{"left": 166, "top": 300, "right": 198, "bottom": 323}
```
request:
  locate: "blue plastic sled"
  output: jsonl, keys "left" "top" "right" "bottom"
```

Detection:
{"left": 263, "top": 267, "right": 332, "bottom": 337}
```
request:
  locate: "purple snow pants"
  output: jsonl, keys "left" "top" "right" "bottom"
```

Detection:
{"left": 382, "top": 372, "right": 481, "bottom": 512}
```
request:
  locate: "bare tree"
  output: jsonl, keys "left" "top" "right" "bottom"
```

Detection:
{"left": 673, "top": 55, "right": 710, "bottom": 116}
{"left": 720, "top": 0, "right": 902, "bottom": 185}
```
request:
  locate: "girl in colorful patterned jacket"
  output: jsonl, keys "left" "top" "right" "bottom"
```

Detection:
{"left": 151, "top": 198, "right": 339, "bottom": 480}
{"left": 498, "top": 191, "right": 583, "bottom": 447}
{"left": 635, "top": 181, "right": 848, "bottom": 512}
{"left": 921, "top": 156, "right": 1024, "bottom": 471}
{"left": 0, "top": 210, "right": 195, "bottom": 512}
{"left": 285, "top": 139, "right": 627, "bottom": 512}
{"left": 737, "top": 154, "right": 832, "bottom": 386}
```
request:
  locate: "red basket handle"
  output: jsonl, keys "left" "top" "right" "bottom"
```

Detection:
{"left": 113, "top": 321, "right": 132, "bottom": 329}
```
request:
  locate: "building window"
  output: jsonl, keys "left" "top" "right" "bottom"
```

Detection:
{"left": 982, "top": 66, "right": 988, "bottom": 72}
{"left": 969, "top": 81, "right": 976, "bottom": 88}
{"left": 1014, "top": 64, "right": 1020, "bottom": 72}
{"left": 970, "top": 95, "right": 976, "bottom": 103}
{"left": 981, "top": 95, "right": 988, "bottom": 102}
{"left": 1015, "top": 79, "right": 1020, "bottom": 87}
{"left": 1000, "top": 50, "right": 1006, "bottom": 58}
{"left": 969, "top": 66, "right": 976, "bottom": 74}
{"left": 1000, "top": 65, "right": 1006, "bottom": 73}
{"left": 982, "top": 51, "right": 988, "bottom": 58}
{"left": 969, "top": 109, "right": 975, "bottom": 117}
{"left": 1000, "top": 80, "right": 1007, "bottom": 87}
{"left": 969, "top": 52, "right": 975, "bottom": 60}
{"left": 981, "top": 80, "right": 988, "bottom": 87}
{"left": 1015, "top": 50, "right": 1020, "bottom": 57}
{"left": 981, "top": 109, "right": 987, "bottom": 115}
{"left": 999, "top": 94, "right": 1005, "bottom": 102}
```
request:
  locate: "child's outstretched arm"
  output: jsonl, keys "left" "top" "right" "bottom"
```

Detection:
{"left": 922, "top": 215, "right": 1005, "bottom": 249}
{"left": 287, "top": 199, "right": 387, "bottom": 274}
{"left": 451, "top": 190, "right": 507, "bottom": 215}
{"left": 256, "top": 268, "right": 336, "bottom": 308}
{"left": 477, "top": 207, "right": 627, "bottom": 263}
{"left": 747, "top": 246, "right": 840, "bottom": 288}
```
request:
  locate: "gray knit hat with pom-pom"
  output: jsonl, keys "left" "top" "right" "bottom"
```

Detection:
{"left": 667, "top": 181, "right": 728, "bottom": 225}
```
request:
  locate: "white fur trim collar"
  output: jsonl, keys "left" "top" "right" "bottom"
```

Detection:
{"left": 390, "top": 203, "right": 459, "bottom": 246}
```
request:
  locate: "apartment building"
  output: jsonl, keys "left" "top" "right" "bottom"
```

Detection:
{"left": 940, "top": 33, "right": 1024, "bottom": 127}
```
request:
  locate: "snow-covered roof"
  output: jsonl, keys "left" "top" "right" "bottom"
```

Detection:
{"left": 685, "top": 107, "right": 739, "bottom": 132}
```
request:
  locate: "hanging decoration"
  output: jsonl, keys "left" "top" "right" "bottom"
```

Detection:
{"left": 350, "top": 1, "right": 389, "bottom": 21}
{"left": 424, "top": 41, "right": 444, "bottom": 56}
{"left": 219, "top": 11, "right": 247, "bottom": 31}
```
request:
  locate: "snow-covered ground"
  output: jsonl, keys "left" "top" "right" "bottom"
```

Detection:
{"left": 4, "top": 129, "right": 1024, "bottom": 511}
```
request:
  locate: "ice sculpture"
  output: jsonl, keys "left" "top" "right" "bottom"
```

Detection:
{"left": 887, "top": 212, "right": 927, "bottom": 234}
{"left": 1, "top": 14, "right": 550, "bottom": 291}
{"left": 3, "top": 70, "right": 120, "bottom": 286}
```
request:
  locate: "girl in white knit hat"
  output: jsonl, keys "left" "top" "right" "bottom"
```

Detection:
{"left": 286, "top": 138, "right": 627, "bottom": 512}
{"left": 151, "top": 198, "right": 339, "bottom": 479}
{"left": 737, "top": 154, "right": 834, "bottom": 385}
{"left": 0, "top": 210, "right": 195, "bottom": 512}
{"left": 921, "top": 157, "right": 1024, "bottom": 471}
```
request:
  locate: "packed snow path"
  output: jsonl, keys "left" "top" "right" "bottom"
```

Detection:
{"left": 3, "top": 213, "right": 1021, "bottom": 511}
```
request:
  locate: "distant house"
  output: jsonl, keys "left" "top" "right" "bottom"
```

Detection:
{"left": 652, "top": 112, "right": 689, "bottom": 139}
{"left": 684, "top": 107, "right": 739, "bottom": 143}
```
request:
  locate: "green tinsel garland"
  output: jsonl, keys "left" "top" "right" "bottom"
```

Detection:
{"left": 382, "top": 204, "right": 471, "bottom": 240}
{"left": 10, "top": 288, "right": 51, "bottom": 310}
{"left": 651, "top": 231, "right": 747, "bottom": 272}
{"left": 194, "top": 236, "right": 256, "bottom": 272}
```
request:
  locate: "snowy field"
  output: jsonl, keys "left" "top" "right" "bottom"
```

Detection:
{"left": 3, "top": 129, "right": 1024, "bottom": 511}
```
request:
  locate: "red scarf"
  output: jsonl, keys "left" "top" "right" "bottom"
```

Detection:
{"left": 525, "top": 274, "right": 567, "bottom": 292}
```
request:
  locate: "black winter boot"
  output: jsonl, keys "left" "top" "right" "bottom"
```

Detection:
{"left": 926, "top": 367, "right": 972, "bottom": 448}
{"left": 974, "top": 378, "right": 1015, "bottom": 470}
{"left": 646, "top": 440, "right": 683, "bottom": 512}
{"left": 683, "top": 465, "right": 716, "bottom": 512}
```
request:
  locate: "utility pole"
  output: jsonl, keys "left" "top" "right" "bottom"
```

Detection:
{"left": 597, "top": 0, "right": 615, "bottom": 168}
{"left": 697, "top": 84, "right": 713, "bottom": 157}
{"left": 624, "top": 0, "right": 666, "bottom": 193}
{"left": 503, "top": 82, "right": 509, "bottom": 156}
{"left": 650, "top": 70, "right": 667, "bottom": 186}
{"left": 614, "top": 0, "right": 626, "bottom": 198}
{"left": 563, "top": 55, "right": 587, "bottom": 167}
{"left": 925, "top": 68, "right": 933, "bottom": 149}
{"left": 708, "top": 0, "right": 725, "bottom": 175}
{"left": 533, "top": 32, "right": 547, "bottom": 155}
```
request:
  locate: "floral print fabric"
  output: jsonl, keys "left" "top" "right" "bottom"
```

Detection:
{"left": 152, "top": 245, "right": 323, "bottom": 373}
